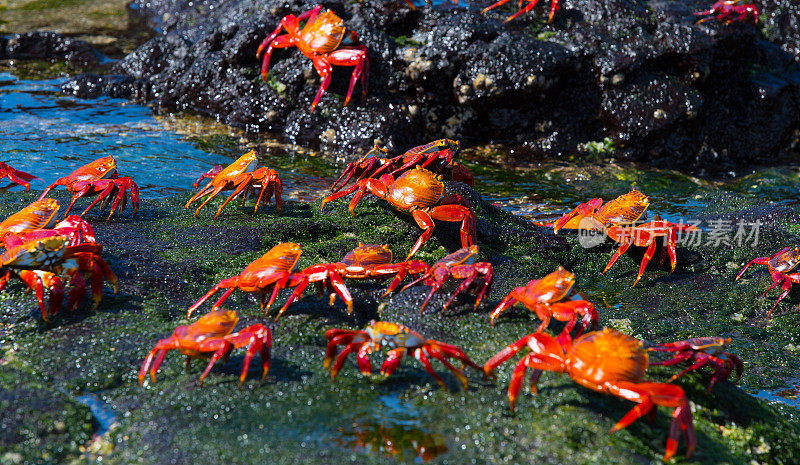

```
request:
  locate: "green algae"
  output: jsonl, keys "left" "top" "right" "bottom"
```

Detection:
{"left": 1, "top": 180, "right": 800, "bottom": 464}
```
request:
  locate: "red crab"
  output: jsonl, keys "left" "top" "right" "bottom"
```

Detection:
{"left": 0, "top": 235, "right": 117, "bottom": 320}
{"left": 139, "top": 309, "right": 271, "bottom": 386}
{"left": 324, "top": 321, "right": 482, "bottom": 390}
{"left": 649, "top": 337, "right": 743, "bottom": 391}
{"left": 277, "top": 244, "right": 428, "bottom": 320}
{"left": 321, "top": 166, "right": 477, "bottom": 259}
{"left": 331, "top": 139, "right": 473, "bottom": 194}
{"left": 257, "top": 5, "right": 369, "bottom": 113}
{"left": 482, "top": 0, "right": 560, "bottom": 23}
{"left": 1, "top": 199, "right": 96, "bottom": 247}
{"left": 552, "top": 190, "right": 650, "bottom": 234}
{"left": 484, "top": 328, "right": 696, "bottom": 461}
{"left": 489, "top": 266, "right": 598, "bottom": 338}
{"left": 0, "top": 199, "right": 60, "bottom": 242}
{"left": 695, "top": 1, "right": 760, "bottom": 24}
{"left": 397, "top": 245, "right": 493, "bottom": 313}
{"left": 0, "top": 162, "right": 37, "bottom": 191}
{"left": 37, "top": 156, "right": 139, "bottom": 220}
{"left": 186, "top": 242, "right": 302, "bottom": 317}
{"left": 603, "top": 219, "right": 701, "bottom": 286}
{"left": 186, "top": 150, "right": 283, "bottom": 219}
{"left": 736, "top": 246, "right": 800, "bottom": 317}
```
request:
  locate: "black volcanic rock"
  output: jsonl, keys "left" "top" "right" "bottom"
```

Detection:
{"left": 64, "top": 0, "right": 800, "bottom": 171}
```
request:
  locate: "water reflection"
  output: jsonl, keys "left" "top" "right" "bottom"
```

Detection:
{"left": 755, "top": 382, "right": 800, "bottom": 410}
{"left": 337, "top": 422, "right": 448, "bottom": 463}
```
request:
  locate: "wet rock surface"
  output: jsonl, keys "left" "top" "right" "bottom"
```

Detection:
{"left": 2, "top": 181, "right": 800, "bottom": 464}
{"left": 1, "top": 31, "right": 98, "bottom": 66}
{"left": 59, "top": 0, "right": 799, "bottom": 172}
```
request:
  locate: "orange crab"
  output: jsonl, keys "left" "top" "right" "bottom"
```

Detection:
{"left": 38, "top": 156, "right": 139, "bottom": 220}
{"left": 331, "top": 139, "right": 473, "bottom": 194}
{"left": 257, "top": 5, "right": 369, "bottom": 113}
{"left": 324, "top": 321, "right": 482, "bottom": 390}
{"left": 735, "top": 246, "right": 800, "bottom": 317}
{"left": 277, "top": 244, "right": 428, "bottom": 320}
{"left": 139, "top": 309, "right": 271, "bottom": 386}
{"left": 553, "top": 190, "right": 698, "bottom": 286}
{"left": 489, "top": 267, "right": 598, "bottom": 337}
{"left": 0, "top": 234, "right": 117, "bottom": 320}
{"left": 482, "top": 0, "right": 560, "bottom": 23}
{"left": 0, "top": 162, "right": 37, "bottom": 191}
{"left": 552, "top": 190, "right": 650, "bottom": 234}
{"left": 0, "top": 199, "right": 95, "bottom": 247}
{"left": 321, "top": 167, "right": 477, "bottom": 259}
{"left": 186, "top": 242, "right": 302, "bottom": 317}
{"left": 398, "top": 245, "right": 493, "bottom": 314}
{"left": 484, "top": 328, "right": 696, "bottom": 460}
{"left": 695, "top": 0, "right": 759, "bottom": 24}
{"left": 649, "top": 337, "right": 743, "bottom": 391}
{"left": 186, "top": 150, "right": 283, "bottom": 219}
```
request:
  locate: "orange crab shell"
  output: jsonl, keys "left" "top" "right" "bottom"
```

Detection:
{"left": 556, "top": 190, "right": 650, "bottom": 231}
{"left": 0, "top": 199, "right": 60, "bottom": 239}
{"left": 568, "top": 329, "right": 648, "bottom": 389}
{"left": 299, "top": 10, "right": 348, "bottom": 53}
{"left": 341, "top": 243, "right": 393, "bottom": 267}
{"left": 386, "top": 167, "right": 444, "bottom": 210}
{"left": 243, "top": 242, "right": 302, "bottom": 277}
{"left": 64, "top": 155, "right": 117, "bottom": 184}
{"left": 522, "top": 266, "right": 575, "bottom": 303}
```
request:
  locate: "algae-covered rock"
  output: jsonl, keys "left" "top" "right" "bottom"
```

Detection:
{"left": 1, "top": 180, "right": 800, "bottom": 464}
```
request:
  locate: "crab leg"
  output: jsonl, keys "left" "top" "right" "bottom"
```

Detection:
{"left": 330, "top": 342, "right": 365, "bottom": 379}
{"left": 324, "top": 46, "right": 369, "bottom": 107}
{"left": 413, "top": 347, "right": 447, "bottom": 389}
{"left": 198, "top": 341, "right": 233, "bottom": 386}
{"left": 608, "top": 381, "right": 696, "bottom": 461}
{"left": 426, "top": 345, "right": 469, "bottom": 389}
{"left": 380, "top": 347, "right": 406, "bottom": 376}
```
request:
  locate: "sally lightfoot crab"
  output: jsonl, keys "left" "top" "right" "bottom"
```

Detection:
{"left": 277, "top": 243, "right": 427, "bottom": 319}
{"left": 321, "top": 166, "right": 477, "bottom": 259}
{"left": 695, "top": 0, "right": 760, "bottom": 24}
{"left": 736, "top": 246, "right": 800, "bottom": 317}
{"left": 38, "top": 156, "right": 139, "bottom": 220}
{"left": 484, "top": 328, "right": 696, "bottom": 460}
{"left": 331, "top": 139, "right": 472, "bottom": 194}
{"left": 489, "top": 267, "right": 598, "bottom": 338}
{"left": 398, "top": 245, "right": 493, "bottom": 314}
{"left": 0, "top": 162, "right": 37, "bottom": 191}
{"left": 0, "top": 234, "right": 117, "bottom": 320}
{"left": 186, "top": 150, "right": 283, "bottom": 219}
{"left": 649, "top": 337, "right": 743, "bottom": 391}
{"left": 324, "top": 321, "right": 481, "bottom": 390}
{"left": 139, "top": 309, "right": 271, "bottom": 386}
{"left": 257, "top": 5, "right": 369, "bottom": 113}
{"left": 186, "top": 243, "right": 302, "bottom": 317}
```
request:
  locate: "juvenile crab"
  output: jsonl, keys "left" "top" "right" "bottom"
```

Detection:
{"left": 489, "top": 267, "right": 598, "bottom": 338}
{"left": 0, "top": 162, "right": 37, "bottom": 191}
{"left": 321, "top": 166, "right": 477, "bottom": 259}
{"left": 0, "top": 235, "right": 117, "bottom": 320}
{"left": 736, "top": 246, "right": 800, "bottom": 317}
{"left": 277, "top": 244, "right": 428, "bottom": 320}
{"left": 139, "top": 309, "right": 271, "bottom": 386}
{"left": 484, "top": 328, "right": 696, "bottom": 461}
{"left": 186, "top": 243, "right": 302, "bottom": 317}
{"left": 481, "top": 0, "right": 561, "bottom": 23}
{"left": 257, "top": 5, "right": 369, "bottom": 113}
{"left": 186, "top": 150, "right": 283, "bottom": 219}
{"left": 649, "top": 337, "right": 743, "bottom": 391}
{"left": 332, "top": 140, "right": 472, "bottom": 194}
{"left": 695, "top": 0, "right": 760, "bottom": 24}
{"left": 324, "top": 321, "right": 482, "bottom": 390}
{"left": 398, "top": 245, "right": 493, "bottom": 314}
{"left": 38, "top": 156, "right": 139, "bottom": 220}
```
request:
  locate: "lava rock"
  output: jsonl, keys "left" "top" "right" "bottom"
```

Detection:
{"left": 87, "top": 0, "right": 800, "bottom": 171}
{"left": 3, "top": 31, "right": 98, "bottom": 66}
